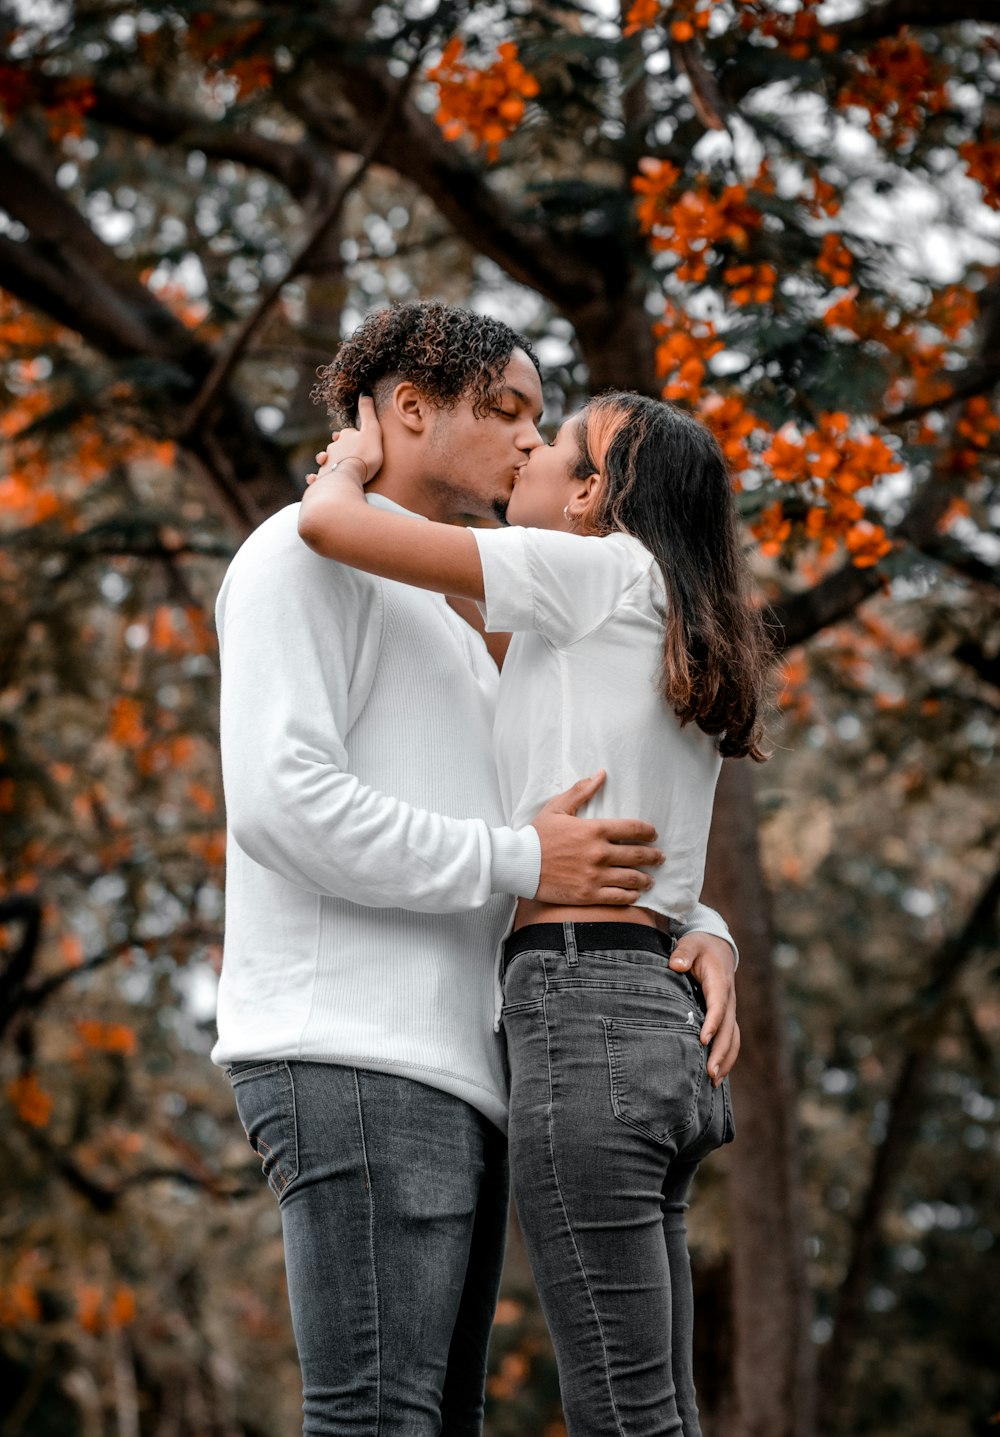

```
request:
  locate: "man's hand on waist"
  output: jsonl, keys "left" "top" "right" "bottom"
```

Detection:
{"left": 530, "top": 771, "right": 664, "bottom": 907}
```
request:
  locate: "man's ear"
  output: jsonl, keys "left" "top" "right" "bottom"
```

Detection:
{"left": 390, "top": 381, "right": 428, "bottom": 435}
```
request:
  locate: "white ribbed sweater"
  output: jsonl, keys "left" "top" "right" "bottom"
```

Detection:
{"left": 212, "top": 497, "right": 733, "bottom": 1132}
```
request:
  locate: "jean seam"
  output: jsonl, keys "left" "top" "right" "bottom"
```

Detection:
{"left": 542, "top": 967, "right": 626, "bottom": 1437}
{"left": 353, "top": 1068, "right": 381, "bottom": 1437}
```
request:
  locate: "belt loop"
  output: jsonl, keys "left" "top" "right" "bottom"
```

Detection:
{"left": 563, "top": 921, "right": 579, "bottom": 968}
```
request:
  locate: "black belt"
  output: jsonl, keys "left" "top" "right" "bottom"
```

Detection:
{"left": 503, "top": 922, "right": 675, "bottom": 961}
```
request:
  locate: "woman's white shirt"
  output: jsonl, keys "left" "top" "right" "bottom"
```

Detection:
{"left": 471, "top": 525, "right": 723, "bottom": 925}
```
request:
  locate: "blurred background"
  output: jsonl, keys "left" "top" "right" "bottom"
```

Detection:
{"left": 1, "top": 1, "right": 998, "bottom": 1434}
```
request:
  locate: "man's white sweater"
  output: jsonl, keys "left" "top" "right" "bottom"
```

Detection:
{"left": 213, "top": 497, "right": 733, "bottom": 1132}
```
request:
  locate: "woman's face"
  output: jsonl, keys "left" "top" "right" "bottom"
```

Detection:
{"left": 505, "top": 412, "right": 592, "bottom": 530}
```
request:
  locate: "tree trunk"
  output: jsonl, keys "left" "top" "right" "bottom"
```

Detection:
{"left": 573, "top": 290, "right": 660, "bottom": 396}
{"left": 702, "top": 759, "right": 816, "bottom": 1437}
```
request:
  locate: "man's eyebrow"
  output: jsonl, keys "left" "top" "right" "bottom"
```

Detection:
{"left": 501, "top": 386, "right": 544, "bottom": 423}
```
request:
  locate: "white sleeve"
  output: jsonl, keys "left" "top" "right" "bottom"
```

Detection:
{"left": 671, "top": 902, "right": 740, "bottom": 970}
{"left": 471, "top": 526, "right": 647, "bottom": 647}
{"left": 217, "top": 513, "right": 541, "bottom": 912}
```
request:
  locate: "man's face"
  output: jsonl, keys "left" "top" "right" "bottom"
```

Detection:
{"left": 425, "top": 348, "right": 544, "bottom": 521}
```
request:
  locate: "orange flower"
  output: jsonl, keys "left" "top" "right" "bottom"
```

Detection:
{"left": 778, "top": 651, "right": 813, "bottom": 718}
{"left": 187, "top": 781, "right": 217, "bottom": 815}
{"left": 837, "top": 37, "right": 947, "bottom": 150}
{"left": 723, "top": 261, "right": 776, "bottom": 306}
{"left": 632, "top": 158, "right": 681, "bottom": 232}
{"left": 822, "top": 294, "right": 858, "bottom": 332}
{"left": 845, "top": 521, "right": 892, "bottom": 568}
{"left": 428, "top": 39, "right": 539, "bottom": 163}
{"left": 0, "top": 1277, "right": 42, "bottom": 1327}
{"left": 751, "top": 502, "right": 792, "bottom": 557}
{"left": 108, "top": 696, "right": 147, "bottom": 748}
{"left": 960, "top": 135, "right": 1000, "bottom": 210}
{"left": 925, "top": 284, "right": 978, "bottom": 340}
{"left": 653, "top": 303, "right": 724, "bottom": 404}
{"left": 185, "top": 17, "right": 272, "bottom": 99}
{"left": 699, "top": 393, "right": 763, "bottom": 476}
{"left": 623, "top": 0, "right": 662, "bottom": 36}
{"left": 108, "top": 1285, "right": 137, "bottom": 1329}
{"left": 7, "top": 1073, "right": 53, "bottom": 1128}
{"left": 816, "top": 233, "right": 853, "bottom": 286}
{"left": 956, "top": 395, "right": 999, "bottom": 448}
{"left": 60, "top": 933, "right": 85, "bottom": 967}
{"left": 75, "top": 1020, "right": 139, "bottom": 1057}
{"left": 635, "top": 164, "right": 764, "bottom": 281}
{"left": 76, "top": 1284, "right": 104, "bottom": 1335}
{"left": 763, "top": 430, "right": 809, "bottom": 485}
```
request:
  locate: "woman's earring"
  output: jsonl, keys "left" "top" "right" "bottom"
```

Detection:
{"left": 563, "top": 505, "right": 570, "bottom": 519}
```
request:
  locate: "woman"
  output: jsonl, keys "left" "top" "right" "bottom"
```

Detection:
{"left": 298, "top": 390, "right": 770, "bottom": 1437}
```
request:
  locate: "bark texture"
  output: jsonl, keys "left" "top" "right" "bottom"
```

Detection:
{"left": 702, "top": 760, "right": 816, "bottom": 1437}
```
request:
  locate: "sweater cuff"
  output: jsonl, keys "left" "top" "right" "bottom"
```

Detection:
{"left": 489, "top": 824, "right": 542, "bottom": 899}
{"left": 674, "top": 912, "right": 740, "bottom": 970}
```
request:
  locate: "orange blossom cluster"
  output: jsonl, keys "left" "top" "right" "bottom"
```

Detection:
{"left": 836, "top": 37, "right": 948, "bottom": 150}
{"left": 653, "top": 300, "right": 724, "bottom": 404}
{"left": 821, "top": 285, "right": 977, "bottom": 412}
{"left": 624, "top": 0, "right": 717, "bottom": 43}
{"left": 182, "top": 15, "right": 272, "bottom": 99}
{"left": 428, "top": 39, "right": 539, "bottom": 163}
{"left": 757, "top": 413, "right": 899, "bottom": 565}
{"left": 0, "top": 68, "right": 95, "bottom": 141}
{"left": 816, "top": 233, "right": 853, "bottom": 287}
{"left": 751, "top": 0, "right": 839, "bottom": 60}
{"left": 722, "top": 262, "right": 777, "bottom": 306}
{"left": 955, "top": 396, "right": 999, "bottom": 473}
{"left": 959, "top": 135, "right": 1000, "bottom": 211}
{"left": 698, "top": 392, "right": 764, "bottom": 482}
{"left": 633, "top": 157, "right": 764, "bottom": 283}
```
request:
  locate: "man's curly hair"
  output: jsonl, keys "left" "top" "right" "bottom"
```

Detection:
{"left": 312, "top": 301, "right": 539, "bottom": 427}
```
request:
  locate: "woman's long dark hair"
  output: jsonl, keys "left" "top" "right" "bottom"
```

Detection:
{"left": 576, "top": 392, "right": 772, "bottom": 761}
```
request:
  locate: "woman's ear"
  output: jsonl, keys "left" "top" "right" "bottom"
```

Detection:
{"left": 568, "top": 470, "right": 603, "bottom": 526}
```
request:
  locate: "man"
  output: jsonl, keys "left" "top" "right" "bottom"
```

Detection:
{"left": 213, "top": 301, "right": 738, "bottom": 1436}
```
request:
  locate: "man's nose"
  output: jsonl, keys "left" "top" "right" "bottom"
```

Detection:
{"left": 518, "top": 421, "right": 544, "bottom": 452}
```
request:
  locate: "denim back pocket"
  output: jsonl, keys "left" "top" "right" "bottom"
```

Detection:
{"left": 603, "top": 1016, "right": 706, "bottom": 1146}
{"left": 229, "top": 1060, "right": 299, "bottom": 1201}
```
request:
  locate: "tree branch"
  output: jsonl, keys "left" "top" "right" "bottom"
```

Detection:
{"left": 89, "top": 84, "right": 326, "bottom": 203}
{"left": 0, "top": 897, "right": 43, "bottom": 1043}
{"left": 827, "top": 0, "right": 1000, "bottom": 45}
{"left": 914, "top": 535, "right": 1000, "bottom": 593}
{"left": 0, "top": 135, "right": 299, "bottom": 527}
{"left": 179, "top": 49, "right": 425, "bottom": 438}
{"left": 0, "top": 138, "right": 202, "bottom": 360}
{"left": 287, "top": 64, "right": 614, "bottom": 315}
{"left": 817, "top": 862, "right": 1000, "bottom": 1431}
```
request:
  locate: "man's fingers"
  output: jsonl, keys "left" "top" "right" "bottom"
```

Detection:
{"left": 596, "top": 886, "right": 643, "bottom": 906}
{"left": 703, "top": 1001, "right": 737, "bottom": 1081}
{"left": 598, "top": 843, "right": 663, "bottom": 869}
{"left": 706, "top": 1019, "right": 740, "bottom": 1084}
{"left": 700, "top": 987, "right": 727, "bottom": 1046}
{"left": 599, "top": 819, "right": 659, "bottom": 845}
{"left": 604, "top": 868, "right": 654, "bottom": 892}
{"left": 549, "top": 770, "right": 606, "bottom": 816}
